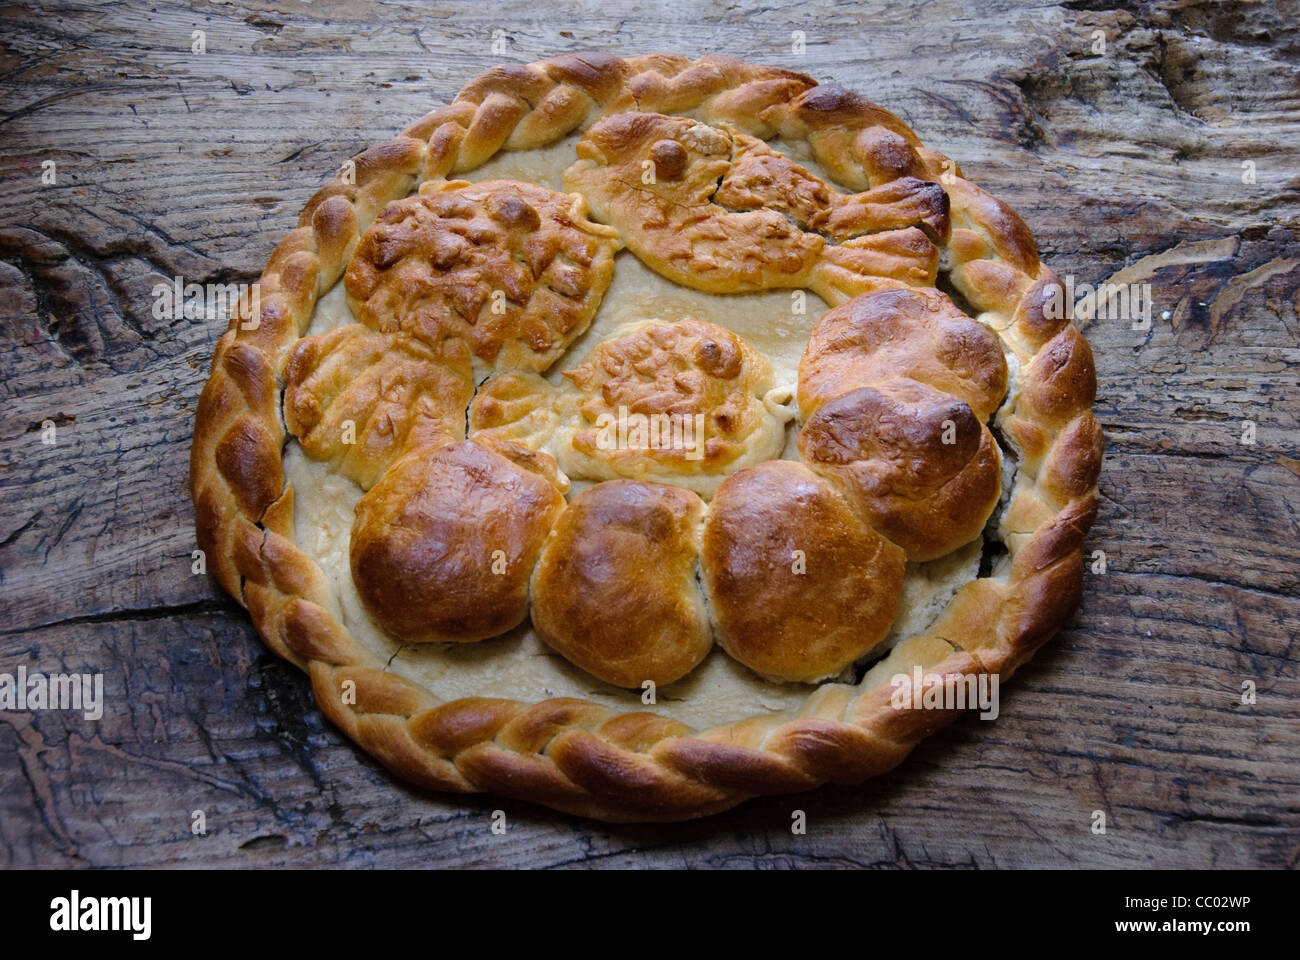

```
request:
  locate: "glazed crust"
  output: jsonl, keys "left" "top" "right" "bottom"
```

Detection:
{"left": 564, "top": 111, "right": 940, "bottom": 304}
{"left": 700, "top": 460, "right": 906, "bottom": 683}
{"left": 798, "top": 379, "right": 1003, "bottom": 561}
{"left": 283, "top": 324, "right": 473, "bottom": 489}
{"left": 798, "top": 286, "right": 1007, "bottom": 420}
{"left": 467, "top": 321, "right": 797, "bottom": 496}
{"left": 344, "top": 179, "right": 621, "bottom": 371}
{"left": 531, "top": 480, "right": 712, "bottom": 688}
{"left": 350, "top": 439, "right": 566, "bottom": 643}
{"left": 562, "top": 319, "right": 789, "bottom": 479}
{"left": 190, "top": 52, "right": 1103, "bottom": 821}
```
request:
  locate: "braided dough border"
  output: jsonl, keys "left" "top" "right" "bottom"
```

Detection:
{"left": 190, "top": 53, "right": 1102, "bottom": 822}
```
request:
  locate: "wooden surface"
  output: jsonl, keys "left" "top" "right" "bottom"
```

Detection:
{"left": 1, "top": 0, "right": 1297, "bottom": 869}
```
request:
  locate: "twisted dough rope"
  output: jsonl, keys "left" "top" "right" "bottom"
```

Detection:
{"left": 190, "top": 53, "right": 1103, "bottom": 821}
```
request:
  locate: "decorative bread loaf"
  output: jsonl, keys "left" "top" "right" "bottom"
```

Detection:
{"left": 191, "top": 53, "right": 1103, "bottom": 822}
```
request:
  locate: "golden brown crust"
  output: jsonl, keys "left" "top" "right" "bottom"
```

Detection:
{"left": 700, "top": 460, "right": 906, "bottom": 683}
{"left": 283, "top": 324, "right": 472, "bottom": 488}
{"left": 562, "top": 319, "right": 789, "bottom": 480}
{"left": 717, "top": 132, "right": 950, "bottom": 243}
{"left": 189, "top": 52, "right": 1103, "bottom": 822}
{"left": 798, "top": 378, "right": 1003, "bottom": 561}
{"left": 349, "top": 439, "right": 565, "bottom": 643}
{"left": 531, "top": 480, "right": 712, "bottom": 688}
{"left": 466, "top": 321, "right": 797, "bottom": 495}
{"left": 565, "top": 112, "right": 822, "bottom": 292}
{"left": 564, "top": 111, "right": 940, "bottom": 304}
{"left": 798, "top": 286, "right": 1007, "bottom": 419}
{"left": 345, "top": 179, "right": 621, "bottom": 371}
{"left": 467, "top": 371, "right": 565, "bottom": 450}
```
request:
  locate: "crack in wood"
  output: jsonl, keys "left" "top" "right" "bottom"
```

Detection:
{"left": 0, "top": 598, "right": 242, "bottom": 638}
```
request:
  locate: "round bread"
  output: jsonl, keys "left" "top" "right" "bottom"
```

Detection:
{"left": 798, "top": 378, "right": 1002, "bottom": 561}
{"left": 700, "top": 460, "right": 906, "bottom": 683}
{"left": 531, "top": 480, "right": 712, "bottom": 688}
{"left": 797, "top": 286, "right": 1007, "bottom": 419}
{"left": 189, "top": 53, "right": 1104, "bottom": 822}
{"left": 350, "top": 438, "right": 565, "bottom": 642}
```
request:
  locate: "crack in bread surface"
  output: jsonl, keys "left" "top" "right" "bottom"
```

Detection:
{"left": 286, "top": 133, "right": 992, "bottom": 729}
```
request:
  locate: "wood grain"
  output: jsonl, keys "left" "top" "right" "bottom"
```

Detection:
{"left": 0, "top": 0, "right": 1296, "bottom": 868}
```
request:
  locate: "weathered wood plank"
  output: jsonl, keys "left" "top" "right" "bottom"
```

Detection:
{"left": 1, "top": 0, "right": 1296, "bottom": 868}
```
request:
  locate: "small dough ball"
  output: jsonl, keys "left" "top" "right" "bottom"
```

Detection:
{"left": 798, "top": 378, "right": 1002, "bottom": 561}
{"left": 531, "top": 480, "right": 712, "bottom": 688}
{"left": 700, "top": 460, "right": 905, "bottom": 683}
{"left": 798, "top": 286, "right": 1007, "bottom": 419}
{"left": 350, "top": 439, "right": 565, "bottom": 642}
